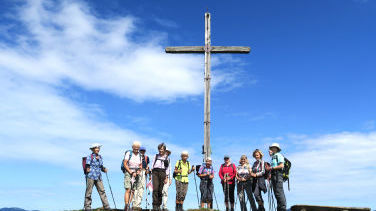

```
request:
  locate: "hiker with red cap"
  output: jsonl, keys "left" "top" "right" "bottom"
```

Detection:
{"left": 83, "top": 143, "right": 110, "bottom": 211}
{"left": 219, "top": 155, "right": 237, "bottom": 211}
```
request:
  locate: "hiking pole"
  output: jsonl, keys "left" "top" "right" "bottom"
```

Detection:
{"left": 269, "top": 181, "right": 276, "bottom": 211}
{"left": 211, "top": 182, "right": 219, "bottom": 210}
{"left": 145, "top": 174, "right": 149, "bottom": 210}
{"left": 193, "top": 170, "right": 200, "bottom": 208}
{"left": 127, "top": 173, "right": 138, "bottom": 211}
{"left": 105, "top": 172, "right": 117, "bottom": 209}
{"left": 234, "top": 181, "right": 238, "bottom": 211}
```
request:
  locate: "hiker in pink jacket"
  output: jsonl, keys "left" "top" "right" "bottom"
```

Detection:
{"left": 219, "top": 155, "right": 237, "bottom": 211}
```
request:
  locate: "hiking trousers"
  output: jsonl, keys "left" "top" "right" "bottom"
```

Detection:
{"left": 162, "top": 180, "right": 171, "bottom": 209}
{"left": 271, "top": 172, "right": 287, "bottom": 211}
{"left": 237, "top": 180, "right": 257, "bottom": 211}
{"left": 133, "top": 169, "right": 146, "bottom": 208}
{"left": 152, "top": 169, "right": 166, "bottom": 207}
{"left": 175, "top": 180, "right": 189, "bottom": 201}
{"left": 84, "top": 177, "right": 110, "bottom": 210}
{"left": 222, "top": 182, "right": 235, "bottom": 203}
{"left": 200, "top": 179, "right": 214, "bottom": 203}
{"left": 253, "top": 177, "right": 266, "bottom": 204}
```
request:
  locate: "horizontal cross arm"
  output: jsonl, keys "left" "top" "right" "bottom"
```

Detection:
{"left": 211, "top": 46, "right": 250, "bottom": 54}
{"left": 165, "top": 46, "right": 250, "bottom": 54}
{"left": 165, "top": 46, "right": 204, "bottom": 53}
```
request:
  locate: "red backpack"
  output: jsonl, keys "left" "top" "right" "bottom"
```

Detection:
{"left": 82, "top": 154, "right": 101, "bottom": 175}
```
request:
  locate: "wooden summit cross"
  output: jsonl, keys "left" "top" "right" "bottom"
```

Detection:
{"left": 165, "top": 12, "right": 250, "bottom": 161}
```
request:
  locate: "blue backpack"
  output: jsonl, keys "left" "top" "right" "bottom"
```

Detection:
{"left": 121, "top": 150, "right": 133, "bottom": 173}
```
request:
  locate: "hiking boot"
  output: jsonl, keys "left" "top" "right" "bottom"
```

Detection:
{"left": 153, "top": 205, "right": 160, "bottom": 211}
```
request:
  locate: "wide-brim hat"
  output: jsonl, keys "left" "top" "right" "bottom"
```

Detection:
{"left": 90, "top": 143, "right": 102, "bottom": 149}
{"left": 269, "top": 143, "right": 281, "bottom": 152}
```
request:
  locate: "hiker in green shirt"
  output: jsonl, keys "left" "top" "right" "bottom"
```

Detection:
{"left": 173, "top": 151, "right": 195, "bottom": 211}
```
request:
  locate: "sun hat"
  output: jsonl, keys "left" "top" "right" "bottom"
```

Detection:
{"left": 269, "top": 143, "right": 281, "bottom": 152}
{"left": 206, "top": 157, "right": 212, "bottom": 161}
{"left": 90, "top": 143, "right": 102, "bottom": 149}
{"left": 181, "top": 150, "right": 189, "bottom": 156}
{"left": 140, "top": 147, "right": 146, "bottom": 151}
{"left": 224, "top": 155, "right": 230, "bottom": 159}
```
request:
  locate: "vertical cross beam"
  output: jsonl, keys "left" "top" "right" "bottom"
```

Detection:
{"left": 204, "top": 12, "right": 211, "bottom": 161}
{"left": 165, "top": 12, "right": 250, "bottom": 162}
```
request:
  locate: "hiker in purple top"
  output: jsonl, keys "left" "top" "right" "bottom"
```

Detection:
{"left": 84, "top": 143, "right": 110, "bottom": 211}
{"left": 198, "top": 157, "right": 215, "bottom": 209}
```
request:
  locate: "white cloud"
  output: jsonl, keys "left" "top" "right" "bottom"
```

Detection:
{"left": 0, "top": 0, "right": 243, "bottom": 169}
{"left": 210, "top": 132, "right": 376, "bottom": 208}
{"left": 287, "top": 132, "right": 376, "bottom": 207}
{"left": 0, "top": 0, "right": 244, "bottom": 102}
{"left": 0, "top": 71, "right": 189, "bottom": 170}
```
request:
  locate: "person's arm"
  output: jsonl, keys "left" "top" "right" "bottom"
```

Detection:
{"left": 123, "top": 152, "right": 133, "bottom": 175}
{"left": 229, "top": 164, "right": 237, "bottom": 180}
{"left": 163, "top": 158, "right": 171, "bottom": 184}
{"left": 198, "top": 166, "right": 206, "bottom": 177}
{"left": 235, "top": 167, "right": 240, "bottom": 180}
{"left": 272, "top": 154, "right": 284, "bottom": 170}
{"left": 100, "top": 156, "right": 107, "bottom": 172}
{"left": 174, "top": 161, "right": 180, "bottom": 174}
{"left": 85, "top": 155, "right": 91, "bottom": 172}
{"left": 189, "top": 163, "right": 195, "bottom": 174}
{"left": 209, "top": 167, "right": 215, "bottom": 179}
{"left": 165, "top": 158, "right": 171, "bottom": 178}
{"left": 151, "top": 155, "right": 156, "bottom": 170}
{"left": 256, "top": 161, "right": 266, "bottom": 177}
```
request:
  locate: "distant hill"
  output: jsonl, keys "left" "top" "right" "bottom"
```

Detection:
{"left": 0, "top": 208, "right": 40, "bottom": 211}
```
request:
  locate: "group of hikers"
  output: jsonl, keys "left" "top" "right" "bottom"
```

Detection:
{"left": 83, "top": 141, "right": 290, "bottom": 211}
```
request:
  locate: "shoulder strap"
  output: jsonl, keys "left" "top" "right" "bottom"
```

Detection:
{"left": 153, "top": 154, "right": 158, "bottom": 167}
{"left": 177, "top": 160, "right": 182, "bottom": 169}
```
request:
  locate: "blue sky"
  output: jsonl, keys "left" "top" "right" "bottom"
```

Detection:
{"left": 1, "top": 0, "right": 376, "bottom": 210}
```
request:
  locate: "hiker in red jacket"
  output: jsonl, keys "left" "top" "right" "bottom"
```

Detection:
{"left": 219, "top": 155, "right": 237, "bottom": 211}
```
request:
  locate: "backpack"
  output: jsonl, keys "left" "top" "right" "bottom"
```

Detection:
{"left": 121, "top": 150, "right": 135, "bottom": 173}
{"left": 142, "top": 155, "right": 149, "bottom": 168}
{"left": 153, "top": 154, "right": 170, "bottom": 169}
{"left": 276, "top": 155, "right": 292, "bottom": 191}
{"left": 173, "top": 160, "right": 190, "bottom": 179}
{"left": 82, "top": 154, "right": 101, "bottom": 175}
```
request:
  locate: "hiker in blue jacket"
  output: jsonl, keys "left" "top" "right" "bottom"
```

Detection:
{"left": 269, "top": 143, "right": 287, "bottom": 211}
{"left": 84, "top": 143, "right": 110, "bottom": 210}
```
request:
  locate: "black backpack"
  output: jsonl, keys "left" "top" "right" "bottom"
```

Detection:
{"left": 276, "top": 155, "right": 292, "bottom": 191}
